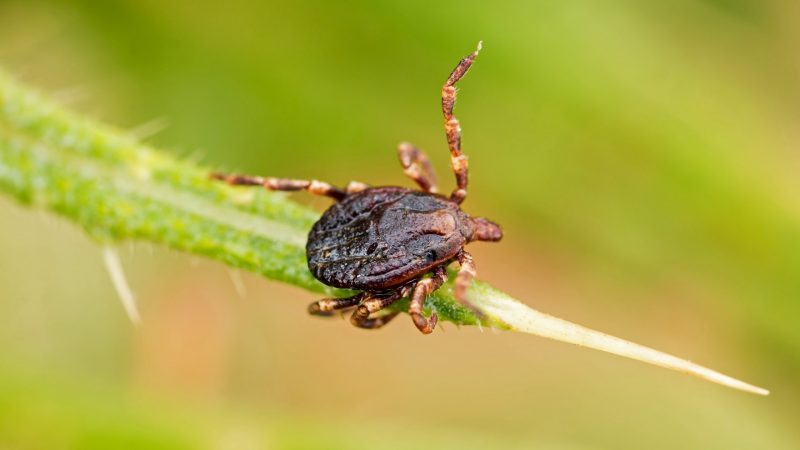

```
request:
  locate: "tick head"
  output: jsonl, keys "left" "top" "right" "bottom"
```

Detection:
{"left": 469, "top": 216, "right": 503, "bottom": 242}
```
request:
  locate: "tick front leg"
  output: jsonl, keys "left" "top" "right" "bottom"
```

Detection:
{"left": 350, "top": 292, "right": 403, "bottom": 330}
{"left": 211, "top": 172, "right": 347, "bottom": 201}
{"left": 442, "top": 42, "right": 481, "bottom": 204}
{"left": 455, "top": 249, "right": 483, "bottom": 319}
{"left": 308, "top": 293, "right": 365, "bottom": 316}
{"left": 397, "top": 142, "right": 438, "bottom": 193}
{"left": 408, "top": 266, "right": 448, "bottom": 334}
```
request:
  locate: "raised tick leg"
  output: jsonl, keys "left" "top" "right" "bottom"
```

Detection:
{"left": 408, "top": 265, "right": 448, "bottom": 334}
{"left": 397, "top": 142, "right": 438, "bottom": 193}
{"left": 442, "top": 42, "right": 481, "bottom": 204}
{"left": 455, "top": 249, "right": 483, "bottom": 319}
{"left": 211, "top": 173, "right": 347, "bottom": 201}
{"left": 308, "top": 293, "right": 365, "bottom": 316}
{"left": 350, "top": 291, "right": 403, "bottom": 330}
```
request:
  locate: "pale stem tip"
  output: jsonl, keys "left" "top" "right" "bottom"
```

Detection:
{"left": 479, "top": 293, "right": 769, "bottom": 396}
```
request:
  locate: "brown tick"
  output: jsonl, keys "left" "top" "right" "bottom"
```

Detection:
{"left": 213, "top": 43, "right": 502, "bottom": 334}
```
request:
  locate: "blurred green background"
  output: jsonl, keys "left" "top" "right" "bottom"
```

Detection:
{"left": 1, "top": 0, "right": 799, "bottom": 448}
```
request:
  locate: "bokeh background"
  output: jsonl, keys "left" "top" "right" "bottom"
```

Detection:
{"left": 1, "top": 0, "right": 799, "bottom": 448}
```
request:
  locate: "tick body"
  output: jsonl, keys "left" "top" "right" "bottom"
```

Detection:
{"left": 213, "top": 43, "right": 502, "bottom": 334}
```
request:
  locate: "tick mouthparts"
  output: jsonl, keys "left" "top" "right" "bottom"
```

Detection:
{"left": 471, "top": 217, "right": 503, "bottom": 242}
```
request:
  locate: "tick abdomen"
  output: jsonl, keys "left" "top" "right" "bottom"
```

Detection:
{"left": 307, "top": 187, "right": 469, "bottom": 290}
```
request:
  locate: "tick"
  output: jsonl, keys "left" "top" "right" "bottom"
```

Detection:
{"left": 213, "top": 43, "right": 502, "bottom": 334}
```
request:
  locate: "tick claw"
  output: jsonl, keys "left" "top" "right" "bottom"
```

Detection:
{"left": 307, "top": 302, "right": 333, "bottom": 316}
{"left": 308, "top": 302, "right": 321, "bottom": 314}
{"left": 412, "top": 312, "right": 438, "bottom": 335}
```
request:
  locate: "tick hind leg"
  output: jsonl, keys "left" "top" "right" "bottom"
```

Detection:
{"left": 212, "top": 172, "right": 348, "bottom": 201}
{"left": 409, "top": 266, "right": 448, "bottom": 334}
{"left": 442, "top": 42, "right": 481, "bottom": 204}
{"left": 397, "top": 142, "right": 438, "bottom": 193}
{"left": 454, "top": 249, "right": 483, "bottom": 319}
{"left": 350, "top": 291, "right": 404, "bottom": 330}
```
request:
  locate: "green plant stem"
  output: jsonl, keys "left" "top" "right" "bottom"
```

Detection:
{"left": 0, "top": 70, "right": 768, "bottom": 395}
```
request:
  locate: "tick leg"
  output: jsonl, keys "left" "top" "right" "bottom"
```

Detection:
{"left": 442, "top": 42, "right": 481, "bottom": 204}
{"left": 397, "top": 142, "right": 438, "bottom": 193}
{"left": 455, "top": 249, "right": 484, "bottom": 319}
{"left": 345, "top": 181, "right": 370, "bottom": 194}
{"left": 351, "top": 310, "right": 400, "bottom": 329}
{"left": 211, "top": 172, "right": 346, "bottom": 201}
{"left": 350, "top": 291, "right": 403, "bottom": 330}
{"left": 308, "top": 293, "right": 365, "bottom": 316}
{"left": 408, "top": 266, "right": 448, "bottom": 334}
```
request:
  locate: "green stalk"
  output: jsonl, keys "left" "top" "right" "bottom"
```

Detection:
{"left": 0, "top": 70, "right": 768, "bottom": 395}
